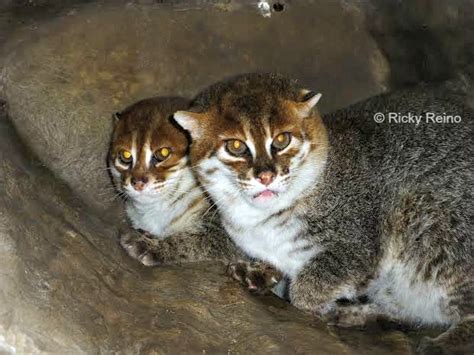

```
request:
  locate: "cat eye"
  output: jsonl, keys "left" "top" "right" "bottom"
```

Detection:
{"left": 119, "top": 150, "right": 133, "bottom": 164}
{"left": 153, "top": 147, "right": 172, "bottom": 163}
{"left": 225, "top": 139, "right": 248, "bottom": 156}
{"left": 272, "top": 132, "right": 292, "bottom": 151}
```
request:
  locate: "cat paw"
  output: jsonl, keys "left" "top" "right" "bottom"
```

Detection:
{"left": 119, "top": 230, "right": 162, "bottom": 267}
{"left": 227, "top": 261, "right": 283, "bottom": 295}
{"left": 326, "top": 304, "right": 377, "bottom": 328}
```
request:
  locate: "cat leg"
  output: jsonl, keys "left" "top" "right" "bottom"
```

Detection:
{"left": 119, "top": 226, "right": 240, "bottom": 266}
{"left": 227, "top": 260, "right": 283, "bottom": 295}
{"left": 289, "top": 247, "right": 372, "bottom": 317}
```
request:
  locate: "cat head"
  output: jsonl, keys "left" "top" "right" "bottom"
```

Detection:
{"left": 174, "top": 73, "right": 328, "bottom": 211}
{"left": 108, "top": 97, "right": 190, "bottom": 203}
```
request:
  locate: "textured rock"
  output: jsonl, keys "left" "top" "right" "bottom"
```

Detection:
{"left": 365, "top": 0, "right": 474, "bottom": 86}
{"left": 1, "top": 1, "right": 389, "bottom": 213}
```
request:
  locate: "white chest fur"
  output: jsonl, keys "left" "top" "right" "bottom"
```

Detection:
{"left": 198, "top": 151, "right": 325, "bottom": 278}
{"left": 222, "top": 202, "right": 321, "bottom": 278}
{"left": 125, "top": 171, "right": 204, "bottom": 238}
{"left": 126, "top": 198, "right": 190, "bottom": 238}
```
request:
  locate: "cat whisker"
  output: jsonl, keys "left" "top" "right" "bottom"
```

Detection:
{"left": 201, "top": 188, "right": 240, "bottom": 218}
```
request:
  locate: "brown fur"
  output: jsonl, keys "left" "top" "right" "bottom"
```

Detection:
{"left": 109, "top": 96, "right": 190, "bottom": 187}
{"left": 181, "top": 73, "right": 328, "bottom": 186}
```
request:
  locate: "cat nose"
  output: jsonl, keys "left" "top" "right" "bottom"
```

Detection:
{"left": 257, "top": 171, "right": 275, "bottom": 186}
{"left": 131, "top": 175, "right": 149, "bottom": 191}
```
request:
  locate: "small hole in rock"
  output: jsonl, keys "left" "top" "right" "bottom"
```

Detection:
{"left": 273, "top": 2, "right": 284, "bottom": 12}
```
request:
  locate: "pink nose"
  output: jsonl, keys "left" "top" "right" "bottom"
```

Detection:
{"left": 133, "top": 181, "right": 145, "bottom": 191}
{"left": 258, "top": 171, "right": 275, "bottom": 186}
{"left": 131, "top": 176, "right": 148, "bottom": 191}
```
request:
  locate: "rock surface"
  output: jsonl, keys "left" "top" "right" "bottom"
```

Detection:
{"left": 1, "top": 1, "right": 389, "bottom": 213}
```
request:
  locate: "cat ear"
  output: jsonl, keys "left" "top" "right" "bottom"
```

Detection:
{"left": 294, "top": 90, "right": 322, "bottom": 118}
{"left": 173, "top": 111, "right": 206, "bottom": 139}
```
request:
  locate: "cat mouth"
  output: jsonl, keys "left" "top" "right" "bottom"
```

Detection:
{"left": 253, "top": 189, "right": 278, "bottom": 202}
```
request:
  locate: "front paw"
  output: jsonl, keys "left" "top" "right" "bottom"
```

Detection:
{"left": 227, "top": 261, "right": 283, "bottom": 295}
{"left": 325, "top": 304, "right": 377, "bottom": 328}
{"left": 119, "top": 230, "right": 162, "bottom": 266}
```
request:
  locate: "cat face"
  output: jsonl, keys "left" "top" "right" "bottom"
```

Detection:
{"left": 174, "top": 74, "right": 328, "bottom": 211}
{"left": 108, "top": 97, "right": 190, "bottom": 203}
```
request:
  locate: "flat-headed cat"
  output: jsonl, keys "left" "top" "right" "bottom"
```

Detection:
{"left": 108, "top": 97, "right": 242, "bottom": 267}
{"left": 173, "top": 73, "right": 473, "bottom": 353}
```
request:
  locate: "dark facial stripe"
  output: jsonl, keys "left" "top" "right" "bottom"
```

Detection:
{"left": 164, "top": 159, "right": 186, "bottom": 172}
{"left": 169, "top": 196, "right": 205, "bottom": 226}
{"left": 169, "top": 175, "right": 186, "bottom": 206}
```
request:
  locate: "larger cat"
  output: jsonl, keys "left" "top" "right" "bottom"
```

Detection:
{"left": 173, "top": 73, "right": 473, "bottom": 353}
